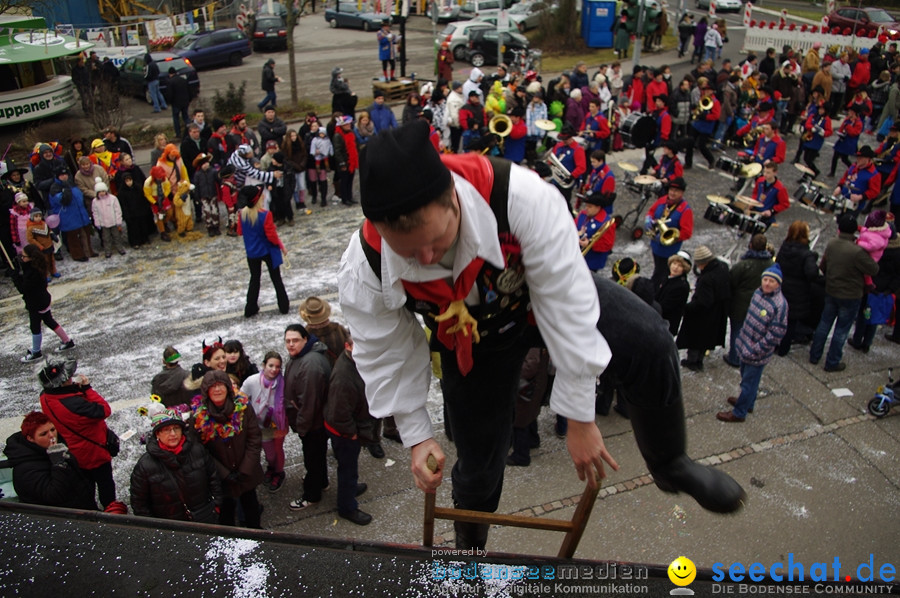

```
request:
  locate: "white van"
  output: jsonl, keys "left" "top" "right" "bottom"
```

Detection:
{"left": 459, "top": 0, "right": 503, "bottom": 21}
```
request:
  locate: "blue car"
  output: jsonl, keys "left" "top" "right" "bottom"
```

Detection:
{"left": 171, "top": 28, "right": 252, "bottom": 69}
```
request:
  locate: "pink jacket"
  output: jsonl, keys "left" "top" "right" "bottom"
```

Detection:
{"left": 91, "top": 192, "right": 123, "bottom": 228}
{"left": 857, "top": 224, "right": 891, "bottom": 263}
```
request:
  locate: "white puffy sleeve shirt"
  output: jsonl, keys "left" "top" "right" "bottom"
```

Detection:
{"left": 338, "top": 163, "right": 611, "bottom": 448}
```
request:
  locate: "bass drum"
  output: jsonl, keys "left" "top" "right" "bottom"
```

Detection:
{"left": 619, "top": 112, "right": 657, "bottom": 148}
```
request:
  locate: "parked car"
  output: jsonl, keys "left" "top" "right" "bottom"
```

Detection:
{"left": 466, "top": 28, "right": 529, "bottom": 67}
{"left": 826, "top": 7, "right": 900, "bottom": 36}
{"left": 426, "top": 0, "right": 461, "bottom": 22}
{"left": 117, "top": 52, "right": 200, "bottom": 105}
{"left": 507, "top": 1, "right": 554, "bottom": 32}
{"left": 324, "top": 3, "right": 396, "bottom": 30}
{"left": 695, "top": 0, "right": 741, "bottom": 12}
{"left": 170, "top": 29, "right": 251, "bottom": 69}
{"left": 437, "top": 19, "right": 494, "bottom": 60}
{"left": 459, "top": 0, "right": 503, "bottom": 21}
{"left": 252, "top": 14, "right": 288, "bottom": 51}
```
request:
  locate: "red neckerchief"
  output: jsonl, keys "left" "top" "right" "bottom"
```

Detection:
{"left": 158, "top": 434, "right": 186, "bottom": 455}
{"left": 363, "top": 154, "right": 496, "bottom": 375}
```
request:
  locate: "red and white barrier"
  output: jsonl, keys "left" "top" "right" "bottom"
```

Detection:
{"left": 709, "top": 0, "right": 716, "bottom": 19}
{"left": 743, "top": 2, "right": 752, "bottom": 27}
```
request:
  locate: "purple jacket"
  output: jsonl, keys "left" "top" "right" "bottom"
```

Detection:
{"left": 736, "top": 287, "right": 788, "bottom": 366}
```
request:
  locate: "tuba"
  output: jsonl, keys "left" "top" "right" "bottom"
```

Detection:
{"left": 546, "top": 151, "right": 575, "bottom": 189}
{"left": 743, "top": 125, "right": 764, "bottom": 147}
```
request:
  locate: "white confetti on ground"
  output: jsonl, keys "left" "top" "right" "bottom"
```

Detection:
{"left": 204, "top": 537, "right": 272, "bottom": 598}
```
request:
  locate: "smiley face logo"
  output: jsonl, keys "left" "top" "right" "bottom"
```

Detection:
{"left": 668, "top": 556, "right": 697, "bottom": 587}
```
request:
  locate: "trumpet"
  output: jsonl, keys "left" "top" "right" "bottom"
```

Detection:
{"left": 802, "top": 130, "right": 814, "bottom": 142}
{"left": 652, "top": 218, "right": 680, "bottom": 246}
{"left": 693, "top": 96, "right": 714, "bottom": 118}
{"left": 489, "top": 114, "right": 512, "bottom": 137}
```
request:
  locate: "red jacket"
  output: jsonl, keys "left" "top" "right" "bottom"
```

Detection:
{"left": 41, "top": 384, "right": 112, "bottom": 470}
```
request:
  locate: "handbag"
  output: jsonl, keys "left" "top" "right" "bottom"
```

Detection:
{"left": 45, "top": 401, "right": 120, "bottom": 457}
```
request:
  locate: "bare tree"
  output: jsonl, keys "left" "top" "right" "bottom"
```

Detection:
{"left": 285, "top": 0, "right": 313, "bottom": 107}
{"left": 0, "top": 0, "right": 62, "bottom": 15}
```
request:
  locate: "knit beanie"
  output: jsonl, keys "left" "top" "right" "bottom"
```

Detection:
{"left": 864, "top": 210, "right": 887, "bottom": 229}
{"left": 151, "top": 409, "right": 186, "bottom": 436}
{"left": 762, "top": 263, "right": 783, "bottom": 284}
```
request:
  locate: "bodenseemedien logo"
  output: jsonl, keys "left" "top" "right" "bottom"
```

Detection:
{"left": 668, "top": 556, "right": 697, "bottom": 596}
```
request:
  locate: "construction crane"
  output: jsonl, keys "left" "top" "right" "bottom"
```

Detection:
{"left": 98, "top": 0, "right": 163, "bottom": 23}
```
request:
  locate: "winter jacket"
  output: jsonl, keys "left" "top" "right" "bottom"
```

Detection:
{"left": 2, "top": 432, "right": 97, "bottom": 510}
{"left": 91, "top": 193, "right": 123, "bottom": 228}
{"left": 26, "top": 219, "right": 53, "bottom": 252}
{"left": 857, "top": 224, "right": 892, "bottom": 263}
{"left": 33, "top": 157, "right": 67, "bottom": 197}
{"left": 192, "top": 166, "right": 218, "bottom": 201}
{"left": 333, "top": 128, "right": 359, "bottom": 173}
{"left": 283, "top": 338, "right": 331, "bottom": 437}
{"left": 655, "top": 274, "right": 690, "bottom": 335}
{"left": 143, "top": 54, "right": 160, "bottom": 82}
{"left": 49, "top": 181, "right": 91, "bottom": 232}
{"left": 257, "top": 117, "right": 287, "bottom": 146}
{"left": 74, "top": 164, "right": 109, "bottom": 201}
{"left": 116, "top": 182, "right": 150, "bottom": 222}
{"left": 820, "top": 233, "right": 879, "bottom": 300}
{"left": 368, "top": 102, "right": 398, "bottom": 133}
{"left": 237, "top": 208, "right": 284, "bottom": 267}
{"left": 10, "top": 259, "right": 50, "bottom": 312}
{"left": 776, "top": 240, "right": 823, "bottom": 323}
{"left": 677, "top": 258, "right": 731, "bottom": 351}
{"left": 324, "top": 351, "right": 376, "bottom": 443}
{"left": 736, "top": 287, "right": 788, "bottom": 366}
{"left": 151, "top": 365, "right": 195, "bottom": 408}
{"left": 130, "top": 435, "right": 222, "bottom": 523}
{"left": 166, "top": 73, "right": 192, "bottom": 108}
{"left": 40, "top": 384, "right": 112, "bottom": 470}
{"left": 192, "top": 394, "right": 264, "bottom": 498}
{"left": 306, "top": 321, "right": 351, "bottom": 367}
{"left": 830, "top": 60, "right": 851, "bottom": 94}
{"left": 261, "top": 62, "right": 277, "bottom": 92}
{"left": 729, "top": 250, "right": 774, "bottom": 324}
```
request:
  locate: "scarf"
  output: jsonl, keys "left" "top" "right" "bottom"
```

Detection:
{"left": 157, "top": 435, "right": 186, "bottom": 455}
{"left": 253, "top": 373, "right": 287, "bottom": 431}
{"left": 192, "top": 394, "right": 249, "bottom": 442}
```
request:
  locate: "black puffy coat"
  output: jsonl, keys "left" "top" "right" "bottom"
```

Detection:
{"left": 2, "top": 432, "right": 97, "bottom": 510}
{"left": 129, "top": 434, "right": 222, "bottom": 523}
{"left": 677, "top": 258, "right": 731, "bottom": 351}
{"left": 776, "top": 240, "right": 824, "bottom": 323}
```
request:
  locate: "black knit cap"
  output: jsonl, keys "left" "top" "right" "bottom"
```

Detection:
{"left": 360, "top": 120, "right": 451, "bottom": 221}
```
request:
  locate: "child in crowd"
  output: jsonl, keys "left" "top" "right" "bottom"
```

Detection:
{"left": 192, "top": 154, "right": 220, "bottom": 236}
{"left": 309, "top": 127, "right": 333, "bottom": 207}
{"left": 25, "top": 208, "right": 59, "bottom": 279}
{"left": 91, "top": 178, "right": 126, "bottom": 257}
{"left": 12, "top": 244, "right": 75, "bottom": 362}
{"left": 241, "top": 351, "right": 288, "bottom": 493}
{"left": 217, "top": 165, "right": 239, "bottom": 237}
{"left": 857, "top": 210, "right": 892, "bottom": 289}
{"left": 10, "top": 192, "right": 32, "bottom": 254}
{"left": 224, "top": 339, "right": 259, "bottom": 386}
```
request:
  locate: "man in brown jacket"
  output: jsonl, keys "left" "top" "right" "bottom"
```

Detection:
{"left": 809, "top": 214, "right": 880, "bottom": 372}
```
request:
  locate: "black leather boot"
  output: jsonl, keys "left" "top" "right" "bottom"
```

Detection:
{"left": 454, "top": 520, "right": 489, "bottom": 550}
{"left": 506, "top": 427, "right": 531, "bottom": 466}
{"left": 628, "top": 398, "right": 746, "bottom": 513}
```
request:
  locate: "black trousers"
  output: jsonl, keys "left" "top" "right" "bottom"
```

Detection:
{"left": 686, "top": 127, "right": 713, "bottom": 167}
{"left": 339, "top": 169, "right": 355, "bottom": 204}
{"left": 29, "top": 308, "right": 59, "bottom": 335}
{"left": 246, "top": 254, "right": 289, "bottom": 315}
{"left": 84, "top": 461, "right": 116, "bottom": 508}
{"left": 439, "top": 332, "right": 531, "bottom": 514}
{"left": 300, "top": 427, "right": 329, "bottom": 503}
{"left": 219, "top": 488, "right": 261, "bottom": 528}
{"left": 792, "top": 147, "right": 820, "bottom": 177}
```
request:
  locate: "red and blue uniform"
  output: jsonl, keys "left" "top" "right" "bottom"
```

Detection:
{"left": 874, "top": 138, "right": 900, "bottom": 179}
{"left": 839, "top": 162, "right": 881, "bottom": 213}
{"left": 581, "top": 112, "right": 611, "bottom": 152}
{"left": 751, "top": 176, "right": 790, "bottom": 223}
{"left": 502, "top": 119, "right": 528, "bottom": 164}
{"left": 800, "top": 114, "right": 832, "bottom": 152}
{"left": 654, "top": 154, "right": 683, "bottom": 183}
{"left": 552, "top": 139, "right": 586, "bottom": 181}
{"left": 583, "top": 163, "right": 615, "bottom": 211}
{"left": 690, "top": 97, "right": 720, "bottom": 136}
{"left": 575, "top": 208, "right": 616, "bottom": 271}
{"left": 833, "top": 115, "right": 863, "bottom": 156}
{"left": 646, "top": 197, "right": 693, "bottom": 258}
{"left": 652, "top": 108, "right": 672, "bottom": 147}
{"left": 751, "top": 133, "right": 786, "bottom": 164}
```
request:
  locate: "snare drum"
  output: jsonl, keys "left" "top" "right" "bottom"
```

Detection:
{"left": 704, "top": 203, "right": 729, "bottom": 224}
{"left": 620, "top": 112, "right": 657, "bottom": 148}
{"left": 738, "top": 214, "right": 768, "bottom": 235}
{"left": 723, "top": 208, "right": 744, "bottom": 228}
{"left": 715, "top": 156, "right": 742, "bottom": 176}
{"left": 811, "top": 190, "right": 830, "bottom": 210}
{"left": 827, "top": 195, "right": 853, "bottom": 214}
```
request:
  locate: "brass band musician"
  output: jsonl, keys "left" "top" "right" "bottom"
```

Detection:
{"left": 645, "top": 176, "right": 694, "bottom": 287}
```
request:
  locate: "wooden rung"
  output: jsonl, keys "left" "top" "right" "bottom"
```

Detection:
{"left": 432, "top": 506, "right": 574, "bottom": 533}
